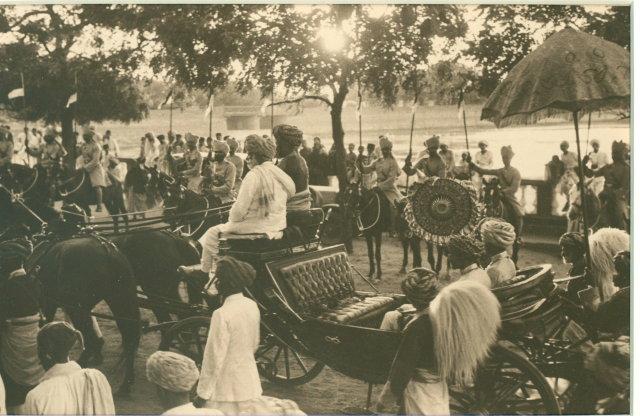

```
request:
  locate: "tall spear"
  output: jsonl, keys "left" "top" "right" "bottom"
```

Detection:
{"left": 208, "top": 85, "right": 213, "bottom": 138}
{"left": 458, "top": 89, "right": 469, "bottom": 152}
{"left": 20, "top": 72, "right": 30, "bottom": 166}
{"left": 404, "top": 71, "right": 421, "bottom": 192}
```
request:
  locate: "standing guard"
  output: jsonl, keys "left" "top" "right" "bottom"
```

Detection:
{"left": 0, "top": 127, "right": 14, "bottom": 170}
{"left": 181, "top": 133, "right": 203, "bottom": 193}
{"left": 225, "top": 137, "right": 244, "bottom": 192}
{"left": 79, "top": 126, "right": 106, "bottom": 212}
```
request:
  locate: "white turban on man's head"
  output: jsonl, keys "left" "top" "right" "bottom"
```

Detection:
{"left": 480, "top": 218, "right": 516, "bottom": 248}
{"left": 146, "top": 351, "right": 200, "bottom": 393}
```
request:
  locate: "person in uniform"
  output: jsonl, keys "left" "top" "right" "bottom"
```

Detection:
{"left": 226, "top": 137, "right": 244, "bottom": 192}
{"left": 0, "top": 240, "right": 44, "bottom": 412}
{"left": 22, "top": 321, "right": 114, "bottom": 415}
{"left": 0, "top": 127, "right": 14, "bottom": 170}
{"left": 447, "top": 235, "right": 491, "bottom": 288}
{"left": 79, "top": 127, "right": 107, "bottom": 212}
{"left": 377, "top": 279, "right": 501, "bottom": 415}
{"left": 198, "top": 135, "right": 295, "bottom": 275}
{"left": 273, "top": 124, "right": 311, "bottom": 211}
{"left": 403, "top": 135, "right": 446, "bottom": 183}
{"left": 438, "top": 142, "right": 455, "bottom": 178}
{"left": 360, "top": 143, "right": 377, "bottom": 189}
{"left": 31, "top": 127, "right": 67, "bottom": 169}
{"left": 472, "top": 139, "right": 493, "bottom": 197}
{"left": 204, "top": 140, "right": 237, "bottom": 203}
{"left": 380, "top": 268, "right": 439, "bottom": 332}
{"left": 141, "top": 132, "right": 160, "bottom": 169}
{"left": 146, "top": 351, "right": 223, "bottom": 415}
{"left": 307, "top": 137, "right": 329, "bottom": 186}
{"left": 467, "top": 145, "right": 524, "bottom": 260}
{"left": 181, "top": 133, "right": 204, "bottom": 193}
{"left": 583, "top": 141, "right": 630, "bottom": 231}
{"left": 359, "top": 136, "right": 403, "bottom": 232}
{"left": 479, "top": 218, "right": 517, "bottom": 287}
{"left": 558, "top": 140, "right": 579, "bottom": 210}
{"left": 157, "top": 134, "right": 172, "bottom": 175}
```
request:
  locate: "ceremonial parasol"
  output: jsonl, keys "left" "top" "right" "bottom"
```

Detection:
{"left": 404, "top": 178, "right": 482, "bottom": 245}
{"left": 481, "top": 27, "right": 630, "bottom": 294}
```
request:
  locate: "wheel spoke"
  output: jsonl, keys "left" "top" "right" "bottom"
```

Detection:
{"left": 291, "top": 349, "right": 309, "bottom": 373}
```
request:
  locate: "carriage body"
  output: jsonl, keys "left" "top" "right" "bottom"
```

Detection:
{"left": 163, "top": 234, "right": 593, "bottom": 413}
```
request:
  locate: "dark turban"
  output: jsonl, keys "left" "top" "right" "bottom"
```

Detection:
{"left": 273, "top": 124, "right": 303, "bottom": 147}
{"left": 559, "top": 232, "right": 585, "bottom": 253}
{"left": 447, "top": 235, "right": 483, "bottom": 265}
{"left": 245, "top": 134, "right": 276, "bottom": 160}
{"left": 216, "top": 256, "right": 256, "bottom": 295}
{"left": 38, "top": 321, "right": 84, "bottom": 362}
{"left": 401, "top": 268, "right": 439, "bottom": 310}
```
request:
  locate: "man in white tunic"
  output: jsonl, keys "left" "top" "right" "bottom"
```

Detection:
{"left": 22, "top": 321, "right": 114, "bottom": 415}
{"left": 198, "top": 134, "right": 295, "bottom": 275}
{"left": 193, "top": 257, "right": 305, "bottom": 416}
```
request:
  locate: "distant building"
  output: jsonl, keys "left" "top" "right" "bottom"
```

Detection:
{"left": 223, "top": 105, "right": 294, "bottom": 131}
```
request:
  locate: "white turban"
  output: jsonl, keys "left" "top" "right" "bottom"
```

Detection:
{"left": 480, "top": 219, "right": 516, "bottom": 248}
{"left": 146, "top": 351, "right": 199, "bottom": 393}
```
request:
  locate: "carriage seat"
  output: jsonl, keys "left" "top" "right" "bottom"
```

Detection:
{"left": 219, "top": 208, "right": 324, "bottom": 253}
{"left": 266, "top": 245, "right": 397, "bottom": 325}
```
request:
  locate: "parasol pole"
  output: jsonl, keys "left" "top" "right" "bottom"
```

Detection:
{"left": 572, "top": 110, "right": 599, "bottom": 300}
{"left": 585, "top": 111, "right": 592, "bottom": 153}
{"left": 270, "top": 84, "right": 274, "bottom": 135}
{"left": 462, "top": 108, "right": 470, "bottom": 152}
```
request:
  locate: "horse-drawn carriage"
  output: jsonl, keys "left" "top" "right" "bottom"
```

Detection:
{"left": 1, "top": 168, "right": 597, "bottom": 413}
{"left": 157, "top": 213, "right": 597, "bottom": 414}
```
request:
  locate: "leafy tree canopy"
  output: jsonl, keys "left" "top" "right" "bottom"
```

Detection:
{"left": 465, "top": 5, "right": 630, "bottom": 96}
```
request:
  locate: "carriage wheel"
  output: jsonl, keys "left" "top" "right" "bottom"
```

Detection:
{"left": 255, "top": 331, "right": 325, "bottom": 386}
{"left": 449, "top": 343, "right": 561, "bottom": 415}
{"left": 160, "top": 316, "right": 210, "bottom": 365}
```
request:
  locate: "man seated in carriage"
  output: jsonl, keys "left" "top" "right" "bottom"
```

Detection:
{"left": 180, "top": 133, "right": 204, "bottom": 193}
{"left": 558, "top": 232, "right": 588, "bottom": 302}
{"left": 201, "top": 140, "right": 236, "bottom": 204}
{"left": 478, "top": 218, "right": 517, "bottom": 287}
{"left": 273, "top": 124, "right": 312, "bottom": 211}
{"left": 380, "top": 268, "right": 439, "bottom": 332}
{"left": 198, "top": 134, "right": 295, "bottom": 277}
{"left": 447, "top": 235, "right": 491, "bottom": 288}
{"left": 403, "top": 135, "right": 446, "bottom": 184}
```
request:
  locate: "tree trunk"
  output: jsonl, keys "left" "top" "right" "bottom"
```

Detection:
{"left": 330, "top": 86, "right": 348, "bottom": 192}
{"left": 61, "top": 109, "right": 76, "bottom": 171}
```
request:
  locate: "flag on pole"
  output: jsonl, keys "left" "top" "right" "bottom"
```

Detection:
{"left": 457, "top": 90, "right": 465, "bottom": 120}
{"left": 8, "top": 88, "right": 24, "bottom": 99}
{"left": 158, "top": 89, "right": 174, "bottom": 109}
{"left": 66, "top": 92, "right": 77, "bottom": 108}
{"left": 203, "top": 94, "right": 214, "bottom": 120}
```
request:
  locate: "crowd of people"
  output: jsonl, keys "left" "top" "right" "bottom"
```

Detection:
{"left": 0, "top": 119, "right": 631, "bottom": 415}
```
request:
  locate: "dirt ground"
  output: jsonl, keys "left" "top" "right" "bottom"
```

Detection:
{"left": 82, "top": 235, "right": 569, "bottom": 415}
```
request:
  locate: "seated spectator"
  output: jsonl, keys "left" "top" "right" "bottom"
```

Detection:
{"left": 558, "top": 232, "right": 588, "bottom": 302}
{"left": 23, "top": 321, "right": 114, "bottom": 415}
{"left": 146, "top": 351, "right": 223, "bottom": 415}
{"left": 380, "top": 268, "right": 439, "bottom": 332}
{"left": 447, "top": 235, "right": 491, "bottom": 288}
{"left": 479, "top": 218, "right": 517, "bottom": 287}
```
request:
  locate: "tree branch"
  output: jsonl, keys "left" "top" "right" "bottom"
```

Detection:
{"left": 9, "top": 10, "right": 49, "bottom": 29}
{"left": 268, "top": 94, "right": 332, "bottom": 107}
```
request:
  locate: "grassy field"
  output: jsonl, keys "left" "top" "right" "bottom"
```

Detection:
{"left": 7, "top": 103, "right": 630, "bottom": 180}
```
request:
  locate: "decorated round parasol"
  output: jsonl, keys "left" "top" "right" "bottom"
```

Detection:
{"left": 481, "top": 27, "right": 630, "bottom": 299}
{"left": 403, "top": 177, "right": 482, "bottom": 246}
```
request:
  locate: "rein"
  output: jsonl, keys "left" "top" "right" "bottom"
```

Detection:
{"left": 58, "top": 171, "right": 86, "bottom": 197}
{"left": 17, "top": 167, "right": 39, "bottom": 198}
{"left": 356, "top": 192, "right": 381, "bottom": 232}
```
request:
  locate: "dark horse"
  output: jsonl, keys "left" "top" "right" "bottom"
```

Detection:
{"left": 344, "top": 182, "right": 425, "bottom": 279}
{"left": 396, "top": 198, "right": 423, "bottom": 274}
{"left": 57, "top": 167, "right": 128, "bottom": 232}
{"left": 154, "top": 170, "right": 231, "bottom": 240}
{"left": 24, "top": 234, "right": 141, "bottom": 395}
{"left": 483, "top": 177, "right": 522, "bottom": 264}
